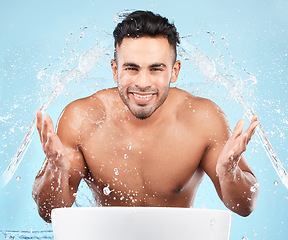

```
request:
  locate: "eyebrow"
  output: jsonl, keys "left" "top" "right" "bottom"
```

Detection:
{"left": 122, "top": 63, "right": 140, "bottom": 68}
{"left": 122, "top": 62, "right": 167, "bottom": 68}
{"left": 149, "top": 63, "right": 167, "bottom": 68}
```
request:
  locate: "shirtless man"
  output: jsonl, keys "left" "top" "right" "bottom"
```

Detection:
{"left": 32, "top": 10, "right": 259, "bottom": 223}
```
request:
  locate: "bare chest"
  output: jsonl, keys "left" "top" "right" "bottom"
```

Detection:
{"left": 80, "top": 120, "right": 206, "bottom": 202}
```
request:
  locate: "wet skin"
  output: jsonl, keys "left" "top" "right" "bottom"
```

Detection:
{"left": 33, "top": 37, "right": 259, "bottom": 222}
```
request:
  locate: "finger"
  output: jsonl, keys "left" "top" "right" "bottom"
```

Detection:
{"left": 42, "top": 115, "right": 55, "bottom": 146}
{"left": 45, "top": 132, "right": 52, "bottom": 153}
{"left": 251, "top": 114, "right": 258, "bottom": 123}
{"left": 45, "top": 133, "right": 69, "bottom": 171}
{"left": 45, "top": 132, "right": 58, "bottom": 158}
{"left": 232, "top": 119, "right": 245, "bottom": 139}
{"left": 248, "top": 115, "right": 259, "bottom": 130}
{"left": 36, "top": 110, "right": 43, "bottom": 140}
{"left": 239, "top": 135, "right": 248, "bottom": 152}
{"left": 243, "top": 116, "right": 259, "bottom": 143}
{"left": 45, "top": 132, "right": 66, "bottom": 161}
{"left": 231, "top": 136, "right": 248, "bottom": 159}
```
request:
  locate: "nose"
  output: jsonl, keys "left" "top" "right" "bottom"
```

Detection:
{"left": 135, "top": 70, "right": 152, "bottom": 90}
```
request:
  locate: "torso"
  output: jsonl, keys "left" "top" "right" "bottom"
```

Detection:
{"left": 68, "top": 87, "right": 215, "bottom": 207}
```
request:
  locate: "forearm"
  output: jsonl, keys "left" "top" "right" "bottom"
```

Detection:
{"left": 218, "top": 167, "right": 259, "bottom": 216}
{"left": 32, "top": 160, "right": 75, "bottom": 222}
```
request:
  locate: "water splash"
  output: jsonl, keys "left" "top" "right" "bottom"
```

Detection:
{"left": 0, "top": 68, "right": 82, "bottom": 190}
{"left": 178, "top": 37, "right": 288, "bottom": 190}
{"left": 1, "top": 24, "right": 287, "bottom": 193}
{"left": 0, "top": 30, "right": 111, "bottom": 190}
{"left": 113, "top": 9, "right": 137, "bottom": 24}
{"left": 0, "top": 230, "right": 53, "bottom": 239}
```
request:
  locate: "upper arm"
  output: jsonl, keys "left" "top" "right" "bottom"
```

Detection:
{"left": 199, "top": 100, "right": 253, "bottom": 199}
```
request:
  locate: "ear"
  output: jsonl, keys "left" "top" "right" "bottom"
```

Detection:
{"left": 111, "top": 59, "right": 118, "bottom": 83}
{"left": 170, "top": 60, "right": 181, "bottom": 83}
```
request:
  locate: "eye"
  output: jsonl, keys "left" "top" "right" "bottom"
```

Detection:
{"left": 151, "top": 68, "right": 163, "bottom": 72}
{"left": 125, "top": 67, "right": 138, "bottom": 71}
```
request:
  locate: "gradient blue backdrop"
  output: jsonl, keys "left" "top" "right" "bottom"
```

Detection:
{"left": 1, "top": 0, "right": 287, "bottom": 239}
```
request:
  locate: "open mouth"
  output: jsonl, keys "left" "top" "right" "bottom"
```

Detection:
{"left": 132, "top": 93, "right": 154, "bottom": 99}
{"left": 129, "top": 92, "right": 156, "bottom": 105}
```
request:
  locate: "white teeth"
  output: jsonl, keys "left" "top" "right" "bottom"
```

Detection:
{"left": 133, "top": 93, "right": 152, "bottom": 99}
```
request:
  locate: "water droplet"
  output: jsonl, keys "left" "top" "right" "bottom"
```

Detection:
{"left": 274, "top": 180, "right": 279, "bottom": 185}
{"left": 103, "top": 185, "right": 113, "bottom": 195}
{"left": 124, "top": 154, "right": 128, "bottom": 159}
{"left": 210, "top": 218, "right": 216, "bottom": 226}
{"left": 250, "top": 183, "right": 259, "bottom": 193}
{"left": 16, "top": 176, "right": 21, "bottom": 181}
{"left": 114, "top": 168, "right": 119, "bottom": 175}
{"left": 127, "top": 144, "right": 132, "bottom": 150}
{"left": 242, "top": 237, "right": 248, "bottom": 240}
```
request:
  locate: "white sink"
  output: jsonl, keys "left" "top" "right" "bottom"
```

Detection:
{"left": 52, "top": 207, "right": 231, "bottom": 240}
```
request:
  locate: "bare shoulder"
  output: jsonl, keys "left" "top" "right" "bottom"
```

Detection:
{"left": 56, "top": 88, "right": 117, "bottom": 143}
{"left": 173, "top": 88, "right": 231, "bottom": 139}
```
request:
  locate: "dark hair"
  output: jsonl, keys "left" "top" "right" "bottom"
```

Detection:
{"left": 113, "top": 10, "right": 180, "bottom": 61}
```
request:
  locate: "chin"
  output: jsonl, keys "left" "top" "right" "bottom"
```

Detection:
{"left": 129, "top": 106, "right": 156, "bottom": 120}
{"left": 132, "top": 110, "right": 154, "bottom": 120}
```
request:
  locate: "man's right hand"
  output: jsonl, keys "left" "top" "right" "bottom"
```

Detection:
{"left": 36, "top": 110, "right": 70, "bottom": 172}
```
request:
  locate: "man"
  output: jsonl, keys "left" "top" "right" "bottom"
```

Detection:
{"left": 33, "top": 10, "right": 259, "bottom": 223}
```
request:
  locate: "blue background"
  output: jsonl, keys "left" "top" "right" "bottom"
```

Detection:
{"left": 0, "top": 0, "right": 287, "bottom": 239}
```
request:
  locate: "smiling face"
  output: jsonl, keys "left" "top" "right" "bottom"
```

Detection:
{"left": 111, "top": 37, "right": 181, "bottom": 120}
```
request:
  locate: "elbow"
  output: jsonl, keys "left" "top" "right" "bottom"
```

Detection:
{"left": 224, "top": 194, "right": 258, "bottom": 217}
{"left": 38, "top": 206, "right": 52, "bottom": 223}
{"left": 32, "top": 186, "right": 52, "bottom": 223}
{"left": 242, "top": 199, "right": 257, "bottom": 217}
{"left": 228, "top": 205, "right": 254, "bottom": 217}
{"left": 33, "top": 196, "right": 53, "bottom": 223}
{"left": 237, "top": 207, "right": 254, "bottom": 217}
{"left": 231, "top": 198, "right": 257, "bottom": 217}
{"left": 240, "top": 184, "right": 259, "bottom": 217}
{"left": 226, "top": 182, "right": 259, "bottom": 217}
